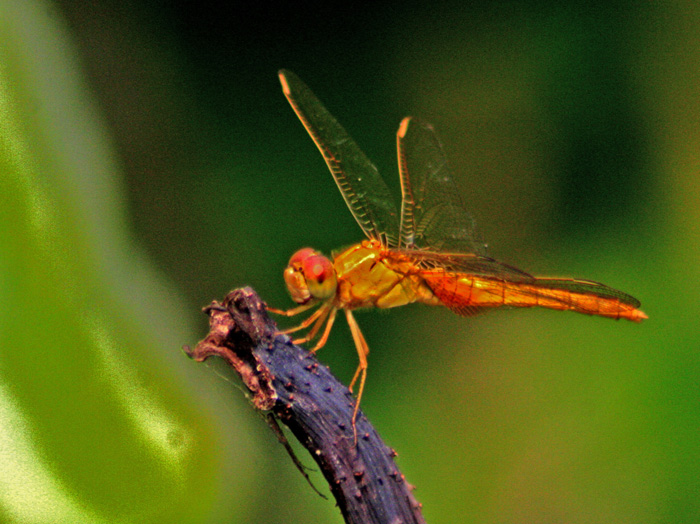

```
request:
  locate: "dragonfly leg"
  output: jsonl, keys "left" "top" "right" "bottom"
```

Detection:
{"left": 309, "top": 307, "right": 338, "bottom": 353}
{"left": 280, "top": 304, "right": 326, "bottom": 335}
{"left": 292, "top": 303, "right": 332, "bottom": 345}
{"left": 267, "top": 302, "right": 316, "bottom": 317}
{"left": 345, "top": 309, "right": 369, "bottom": 445}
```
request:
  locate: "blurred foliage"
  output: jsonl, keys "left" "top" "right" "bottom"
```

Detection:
{"left": 0, "top": 1, "right": 262, "bottom": 523}
{"left": 2, "top": 0, "right": 700, "bottom": 523}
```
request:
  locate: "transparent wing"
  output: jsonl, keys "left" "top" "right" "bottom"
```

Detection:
{"left": 524, "top": 278, "right": 643, "bottom": 309}
{"left": 397, "top": 117, "right": 486, "bottom": 255}
{"left": 393, "top": 249, "right": 535, "bottom": 282}
{"left": 404, "top": 250, "right": 643, "bottom": 318}
{"left": 279, "top": 70, "right": 400, "bottom": 247}
{"left": 405, "top": 250, "right": 642, "bottom": 307}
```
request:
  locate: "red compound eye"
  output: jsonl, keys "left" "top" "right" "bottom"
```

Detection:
{"left": 302, "top": 255, "right": 333, "bottom": 283}
{"left": 288, "top": 247, "right": 318, "bottom": 267}
{"left": 284, "top": 248, "right": 337, "bottom": 300}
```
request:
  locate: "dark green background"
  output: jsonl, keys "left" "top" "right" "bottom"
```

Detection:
{"left": 1, "top": 1, "right": 697, "bottom": 522}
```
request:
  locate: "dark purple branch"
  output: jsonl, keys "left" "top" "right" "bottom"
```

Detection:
{"left": 186, "top": 287, "right": 425, "bottom": 524}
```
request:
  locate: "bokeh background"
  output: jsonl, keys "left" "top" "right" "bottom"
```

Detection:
{"left": 1, "top": 1, "right": 698, "bottom": 523}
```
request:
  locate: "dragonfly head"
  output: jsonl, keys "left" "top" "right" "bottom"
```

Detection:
{"left": 283, "top": 248, "right": 338, "bottom": 304}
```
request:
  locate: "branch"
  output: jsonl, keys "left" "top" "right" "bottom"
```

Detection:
{"left": 186, "top": 287, "right": 425, "bottom": 524}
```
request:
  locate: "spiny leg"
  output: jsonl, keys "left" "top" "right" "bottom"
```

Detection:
{"left": 292, "top": 303, "right": 332, "bottom": 345}
{"left": 268, "top": 301, "right": 328, "bottom": 343}
{"left": 346, "top": 311, "right": 369, "bottom": 393}
{"left": 309, "top": 307, "right": 338, "bottom": 353}
{"left": 280, "top": 304, "right": 327, "bottom": 335}
{"left": 345, "top": 309, "right": 369, "bottom": 444}
{"left": 267, "top": 301, "right": 316, "bottom": 318}
{"left": 270, "top": 300, "right": 338, "bottom": 352}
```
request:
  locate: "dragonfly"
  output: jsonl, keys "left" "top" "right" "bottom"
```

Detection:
{"left": 270, "top": 69, "right": 647, "bottom": 430}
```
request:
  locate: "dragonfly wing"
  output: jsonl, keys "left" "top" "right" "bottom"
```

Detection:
{"left": 400, "top": 249, "right": 535, "bottom": 281}
{"left": 397, "top": 117, "right": 486, "bottom": 255}
{"left": 279, "top": 70, "right": 400, "bottom": 247}
{"left": 526, "top": 278, "right": 642, "bottom": 309}
{"left": 412, "top": 250, "right": 644, "bottom": 320}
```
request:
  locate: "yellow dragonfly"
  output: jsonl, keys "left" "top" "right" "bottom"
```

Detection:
{"left": 270, "top": 70, "right": 646, "bottom": 428}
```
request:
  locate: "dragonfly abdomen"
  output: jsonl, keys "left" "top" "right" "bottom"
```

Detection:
{"left": 420, "top": 271, "right": 647, "bottom": 322}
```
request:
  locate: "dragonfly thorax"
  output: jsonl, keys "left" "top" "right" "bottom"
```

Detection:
{"left": 283, "top": 248, "right": 338, "bottom": 304}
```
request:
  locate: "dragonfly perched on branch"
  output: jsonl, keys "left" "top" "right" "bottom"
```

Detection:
{"left": 270, "top": 69, "right": 646, "bottom": 432}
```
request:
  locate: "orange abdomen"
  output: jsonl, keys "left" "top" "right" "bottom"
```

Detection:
{"left": 420, "top": 270, "right": 647, "bottom": 322}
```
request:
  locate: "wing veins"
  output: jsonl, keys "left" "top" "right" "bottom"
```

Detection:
{"left": 279, "top": 70, "right": 399, "bottom": 246}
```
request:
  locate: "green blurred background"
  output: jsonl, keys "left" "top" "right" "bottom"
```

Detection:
{"left": 1, "top": 0, "right": 697, "bottom": 522}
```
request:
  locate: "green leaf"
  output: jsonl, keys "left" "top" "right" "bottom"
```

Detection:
{"left": 0, "top": 2, "right": 232, "bottom": 522}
